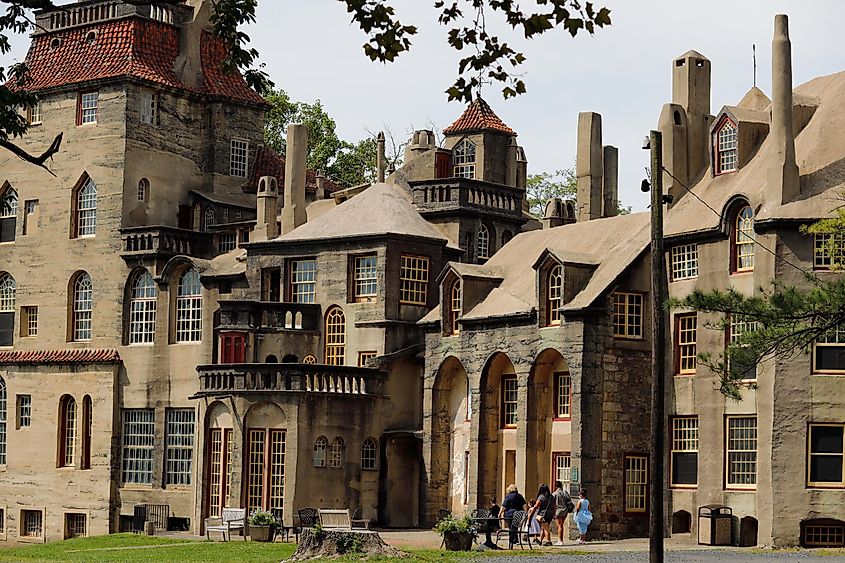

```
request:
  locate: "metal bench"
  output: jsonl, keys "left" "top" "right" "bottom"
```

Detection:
{"left": 205, "top": 508, "right": 246, "bottom": 541}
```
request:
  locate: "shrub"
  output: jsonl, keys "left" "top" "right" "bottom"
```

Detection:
{"left": 434, "top": 513, "right": 474, "bottom": 535}
{"left": 248, "top": 509, "right": 275, "bottom": 526}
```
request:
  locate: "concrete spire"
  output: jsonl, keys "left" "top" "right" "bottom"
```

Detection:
{"left": 602, "top": 145, "right": 618, "bottom": 217}
{"left": 672, "top": 50, "right": 711, "bottom": 182}
{"left": 770, "top": 14, "right": 800, "bottom": 204}
{"left": 281, "top": 124, "right": 308, "bottom": 235}
{"left": 377, "top": 132, "right": 386, "bottom": 183}
{"left": 576, "top": 112, "right": 603, "bottom": 222}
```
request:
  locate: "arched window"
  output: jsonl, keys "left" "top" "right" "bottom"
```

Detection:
{"left": 0, "top": 377, "right": 6, "bottom": 465}
{"left": 0, "top": 186, "right": 17, "bottom": 243}
{"left": 452, "top": 138, "right": 476, "bottom": 179}
{"left": 203, "top": 208, "right": 215, "bottom": 231}
{"left": 176, "top": 268, "right": 202, "bottom": 342}
{"left": 137, "top": 178, "right": 149, "bottom": 202}
{"left": 81, "top": 395, "right": 92, "bottom": 470}
{"left": 546, "top": 264, "right": 562, "bottom": 326}
{"left": 449, "top": 280, "right": 462, "bottom": 335}
{"left": 733, "top": 205, "right": 755, "bottom": 272}
{"left": 59, "top": 395, "right": 76, "bottom": 467}
{"left": 303, "top": 354, "right": 317, "bottom": 364}
{"left": 476, "top": 224, "right": 490, "bottom": 261}
{"left": 313, "top": 436, "right": 327, "bottom": 467}
{"left": 128, "top": 271, "right": 157, "bottom": 344}
{"left": 324, "top": 307, "right": 345, "bottom": 366}
{"left": 361, "top": 438, "right": 377, "bottom": 470}
{"left": 0, "top": 273, "right": 15, "bottom": 346}
{"left": 74, "top": 177, "right": 97, "bottom": 237}
{"left": 715, "top": 118, "right": 738, "bottom": 174}
{"left": 71, "top": 273, "right": 93, "bottom": 342}
{"left": 328, "top": 437, "right": 344, "bottom": 468}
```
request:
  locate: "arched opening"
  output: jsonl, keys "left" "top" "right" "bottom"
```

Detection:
{"left": 265, "top": 355, "right": 278, "bottom": 363}
{"left": 0, "top": 272, "right": 16, "bottom": 346}
{"left": 527, "top": 349, "right": 569, "bottom": 495}
{"left": 58, "top": 395, "right": 76, "bottom": 467}
{"left": 206, "top": 402, "right": 234, "bottom": 518}
{"left": 739, "top": 516, "right": 759, "bottom": 547}
{"left": 452, "top": 138, "right": 476, "bottom": 179}
{"left": 243, "top": 402, "right": 286, "bottom": 517}
{"left": 672, "top": 510, "right": 692, "bottom": 534}
{"left": 431, "top": 356, "right": 471, "bottom": 514}
{"left": 478, "top": 352, "right": 516, "bottom": 504}
{"left": 127, "top": 270, "right": 157, "bottom": 345}
{"left": 0, "top": 184, "right": 17, "bottom": 243}
{"left": 69, "top": 272, "right": 92, "bottom": 342}
{"left": 730, "top": 203, "right": 754, "bottom": 273}
{"left": 281, "top": 354, "right": 297, "bottom": 363}
{"left": 324, "top": 306, "right": 345, "bottom": 365}
{"left": 81, "top": 395, "right": 92, "bottom": 469}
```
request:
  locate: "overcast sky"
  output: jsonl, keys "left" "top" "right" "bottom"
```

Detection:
{"left": 4, "top": 1, "right": 844, "bottom": 210}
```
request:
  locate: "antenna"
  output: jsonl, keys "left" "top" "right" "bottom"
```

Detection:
{"left": 752, "top": 43, "right": 757, "bottom": 88}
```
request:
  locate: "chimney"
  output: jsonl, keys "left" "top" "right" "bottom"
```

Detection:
{"left": 403, "top": 130, "right": 436, "bottom": 162}
{"left": 377, "top": 132, "right": 386, "bottom": 183}
{"left": 672, "top": 50, "right": 711, "bottom": 181}
{"left": 506, "top": 137, "right": 519, "bottom": 187}
{"left": 254, "top": 176, "right": 279, "bottom": 241}
{"left": 602, "top": 146, "right": 618, "bottom": 217}
{"left": 770, "top": 14, "right": 800, "bottom": 204}
{"left": 315, "top": 170, "right": 326, "bottom": 200}
{"left": 576, "top": 112, "right": 603, "bottom": 222}
{"left": 658, "top": 103, "right": 689, "bottom": 206}
{"left": 173, "top": 0, "right": 210, "bottom": 89}
{"left": 281, "top": 124, "right": 308, "bottom": 235}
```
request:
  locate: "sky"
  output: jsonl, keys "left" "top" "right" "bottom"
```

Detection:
{"left": 3, "top": 1, "right": 844, "bottom": 211}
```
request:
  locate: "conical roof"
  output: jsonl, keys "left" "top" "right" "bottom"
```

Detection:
{"left": 443, "top": 97, "right": 516, "bottom": 136}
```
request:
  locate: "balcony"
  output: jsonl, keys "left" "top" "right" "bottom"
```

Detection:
{"left": 218, "top": 300, "right": 321, "bottom": 332}
{"left": 409, "top": 178, "right": 524, "bottom": 219}
{"left": 195, "top": 363, "right": 387, "bottom": 398}
{"left": 120, "top": 226, "right": 213, "bottom": 260}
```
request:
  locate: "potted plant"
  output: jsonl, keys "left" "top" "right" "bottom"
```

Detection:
{"left": 248, "top": 509, "right": 275, "bottom": 542}
{"left": 434, "top": 513, "right": 475, "bottom": 551}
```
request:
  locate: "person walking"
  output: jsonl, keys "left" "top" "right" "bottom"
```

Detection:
{"left": 573, "top": 489, "right": 593, "bottom": 544}
{"left": 552, "top": 480, "right": 573, "bottom": 546}
{"left": 499, "top": 484, "right": 527, "bottom": 549}
{"left": 527, "top": 484, "right": 554, "bottom": 546}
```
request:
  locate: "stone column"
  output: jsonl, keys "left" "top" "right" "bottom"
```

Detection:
{"left": 515, "top": 372, "right": 530, "bottom": 496}
{"left": 602, "top": 146, "right": 618, "bottom": 217}
{"left": 377, "top": 132, "right": 386, "bottom": 183}
{"left": 770, "top": 14, "right": 799, "bottom": 204}
{"left": 576, "top": 112, "right": 603, "bottom": 222}
{"left": 281, "top": 124, "right": 308, "bottom": 235}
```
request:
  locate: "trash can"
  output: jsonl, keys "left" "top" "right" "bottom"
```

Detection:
{"left": 698, "top": 505, "right": 733, "bottom": 546}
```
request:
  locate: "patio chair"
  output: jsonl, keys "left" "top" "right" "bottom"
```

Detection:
{"left": 510, "top": 510, "right": 532, "bottom": 550}
{"left": 295, "top": 507, "right": 319, "bottom": 542}
{"left": 469, "top": 508, "right": 490, "bottom": 546}
{"left": 351, "top": 507, "right": 370, "bottom": 530}
{"left": 205, "top": 508, "right": 246, "bottom": 542}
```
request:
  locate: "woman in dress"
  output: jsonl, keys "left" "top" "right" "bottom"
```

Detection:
{"left": 573, "top": 489, "right": 593, "bottom": 544}
{"left": 526, "top": 484, "right": 554, "bottom": 546}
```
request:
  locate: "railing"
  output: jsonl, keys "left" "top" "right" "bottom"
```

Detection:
{"left": 217, "top": 300, "right": 321, "bottom": 332}
{"left": 45, "top": 2, "right": 119, "bottom": 31}
{"left": 409, "top": 178, "right": 523, "bottom": 217}
{"left": 196, "top": 363, "right": 387, "bottom": 397}
{"left": 36, "top": 0, "right": 189, "bottom": 34}
{"left": 120, "top": 226, "right": 213, "bottom": 259}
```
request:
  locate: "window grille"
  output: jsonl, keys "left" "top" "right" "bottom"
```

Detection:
{"left": 0, "top": 377, "right": 6, "bottom": 464}
{"left": 17, "top": 394, "right": 30, "bottom": 428}
{"left": 65, "top": 513, "right": 87, "bottom": 538}
{"left": 324, "top": 307, "right": 345, "bottom": 366}
{"left": 328, "top": 437, "right": 344, "bottom": 468}
{"left": 362, "top": 438, "right": 377, "bottom": 470}
{"left": 121, "top": 409, "right": 155, "bottom": 484}
{"left": 449, "top": 280, "right": 462, "bottom": 335}
{"left": 28, "top": 100, "right": 42, "bottom": 125}
{"left": 734, "top": 206, "right": 754, "bottom": 271}
{"left": 555, "top": 372, "right": 571, "bottom": 418}
{"left": 61, "top": 396, "right": 76, "bottom": 466}
{"left": 79, "top": 91, "right": 98, "bottom": 124}
{"left": 72, "top": 273, "right": 93, "bottom": 341}
{"left": 303, "top": 354, "right": 317, "bottom": 364}
{"left": 358, "top": 351, "right": 377, "bottom": 367}
{"left": 476, "top": 224, "right": 490, "bottom": 260}
{"left": 625, "top": 455, "right": 648, "bottom": 512}
{"left": 553, "top": 452, "right": 571, "bottom": 489}
{"left": 671, "top": 244, "right": 698, "bottom": 280}
{"left": 814, "top": 232, "right": 845, "bottom": 270}
{"left": 137, "top": 179, "right": 149, "bottom": 202}
{"left": 726, "top": 416, "right": 757, "bottom": 488}
{"left": 452, "top": 138, "right": 476, "bottom": 179}
{"left": 671, "top": 416, "right": 698, "bottom": 486}
{"left": 247, "top": 429, "right": 265, "bottom": 512}
{"left": 716, "top": 119, "right": 737, "bottom": 173}
{"left": 613, "top": 292, "right": 644, "bottom": 339}
{"left": 502, "top": 376, "right": 518, "bottom": 427}
{"left": 313, "top": 436, "right": 328, "bottom": 467}
{"left": 804, "top": 522, "right": 845, "bottom": 547}
{"left": 140, "top": 92, "right": 157, "bottom": 125}
{"left": 76, "top": 178, "right": 97, "bottom": 237}
{"left": 22, "top": 510, "right": 42, "bottom": 537}
{"left": 175, "top": 269, "right": 202, "bottom": 342}
{"left": 230, "top": 139, "right": 249, "bottom": 177}
{"left": 0, "top": 273, "right": 15, "bottom": 312}
{"left": 354, "top": 255, "right": 378, "bottom": 299}
{"left": 290, "top": 260, "right": 316, "bottom": 303}
{"left": 0, "top": 188, "right": 16, "bottom": 218}
{"left": 814, "top": 324, "right": 845, "bottom": 373}
{"left": 269, "top": 430, "right": 285, "bottom": 512}
{"left": 808, "top": 424, "right": 844, "bottom": 487}
{"left": 217, "top": 232, "right": 237, "bottom": 253}
{"left": 165, "top": 409, "right": 194, "bottom": 486}
{"left": 399, "top": 255, "right": 429, "bottom": 305}
{"left": 547, "top": 265, "right": 562, "bottom": 326}
{"left": 203, "top": 208, "right": 215, "bottom": 231}
{"left": 129, "top": 271, "right": 156, "bottom": 344}
{"left": 676, "top": 313, "right": 697, "bottom": 374}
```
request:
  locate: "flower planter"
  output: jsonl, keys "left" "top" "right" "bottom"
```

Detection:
{"left": 442, "top": 531, "right": 474, "bottom": 551}
{"left": 250, "top": 524, "right": 273, "bottom": 542}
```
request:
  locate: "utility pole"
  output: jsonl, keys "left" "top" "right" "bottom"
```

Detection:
{"left": 648, "top": 130, "right": 667, "bottom": 563}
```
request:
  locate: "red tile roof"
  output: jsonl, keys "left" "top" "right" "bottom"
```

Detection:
{"left": 0, "top": 349, "right": 121, "bottom": 365}
{"left": 443, "top": 97, "right": 516, "bottom": 136}
{"left": 245, "top": 146, "right": 342, "bottom": 194}
{"left": 19, "top": 18, "right": 265, "bottom": 106}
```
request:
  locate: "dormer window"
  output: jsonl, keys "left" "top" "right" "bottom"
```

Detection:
{"left": 453, "top": 139, "right": 476, "bottom": 179}
{"left": 714, "top": 118, "right": 738, "bottom": 174}
{"left": 546, "top": 264, "right": 562, "bottom": 326}
{"left": 449, "top": 279, "right": 462, "bottom": 335}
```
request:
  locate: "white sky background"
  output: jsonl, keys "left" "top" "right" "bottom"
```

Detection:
{"left": 4, "top": 1, "right": 844, "bottom": 211}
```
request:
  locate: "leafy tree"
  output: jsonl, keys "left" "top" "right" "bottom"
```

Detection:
{"left": 526, "top": 167, "right": 630, "bottom": 217}
{"left": 329, "top": 138, "right": 378, "bottom": 188}
{"left": 0, "top": 0, "right": 610, "bottom": 166}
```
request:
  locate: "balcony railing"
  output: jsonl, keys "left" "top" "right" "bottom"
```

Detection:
{"left": 120, "top": 226, "right": 213, "bottom": 259}
{"left": 196, "top": 363, "right": 387, "bottom": 397}
{"left": 409, "top": 178, "right": 524, "bottom": 218}
{"left": 218, "top": 300, "right": 321, "bottom": 332}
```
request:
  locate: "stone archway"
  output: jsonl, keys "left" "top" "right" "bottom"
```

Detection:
{"left": 478, "top": 352, "right": 516, "bottom": 505}
{"left": 431, "top": 356, "right": 472, "bottom": 513}
{"left": 527, "top": 348, "right": 570, "bottom": 495}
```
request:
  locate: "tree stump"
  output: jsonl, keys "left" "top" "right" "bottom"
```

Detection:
{"left": 289, "top": 528, "right": 406, "bottom": 560}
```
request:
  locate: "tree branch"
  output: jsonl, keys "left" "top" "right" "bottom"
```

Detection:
{"left": 0, "top": 132, "right": 61, "bottom": 175}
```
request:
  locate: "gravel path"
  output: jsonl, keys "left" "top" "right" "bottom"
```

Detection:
{"left": 489, "top": 550, "right": 845, "bottom": 562}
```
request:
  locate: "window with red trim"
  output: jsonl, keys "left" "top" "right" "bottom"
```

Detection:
{"left": 713, "top": 117, "right": 737, "bottom": 175}
{"left": 220, "top": 332, "right": 246, "bottom": 363}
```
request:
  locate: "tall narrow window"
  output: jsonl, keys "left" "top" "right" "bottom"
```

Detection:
{"left": 546, "top": 264, "right": 562, "bottom": 326}
{"left": 121, "top": 409, "right": 155, "bottom": 484}
{"left": 554, "top": 372, "right": 571, "bottom": 419}
{"left": 203, "top": 208, "right": 215, "bottom": 231}
{"left": 0, "top": 273, "right": 15, "bottom": 346}
{"left": 328, "top": 437, "right": 344, "bottom": 468}
{"left": 290, "top": 259, "right": 317, "bottom": 303}
{"left": 230, "top": 139, "right": 249, "bottom": 177}
{"left": 808, "top": 424, "right": 844, "bottom": 487}
{"left": 175, "top": 268, "right": 202, "bottom": 342}
{"left": 59, "top": 395, "right": 76, "bottom": 467}
{"left": 74, "top": 177, "right": 97, "bottom": 237}
{"left": 140, "top": 91, "right": 157, "bottom": 125}
{"left": 613, "top": 292, "right": 644, "bottom": 339}
{"left": 17, "top": 394, "right": 31, "bottom": 428}
{"left": 313, "top": 436, "right": 328, "bottom": 467}
{"left": 726, "top": 416, "right": 757, "bottom": 488}
{"left": 207, "top": 428, "right": 232, "bottom": 517}
{"left": 362, "top": 438, "right": 377, "bottom": 470}
{"left": 246, "top": 429, "right": 265, "bottom": 512}
{"left": 675, "top": 313, "right": 697, "bottom": 375}
{"left": 715, "top": 118, "right": 737, "bottom": 174}
{"left": 353, "top": 255, "right": 378, "bottom": 301}
{"left": 733, "top": 205, "right": 754, "bottom": 272}
{"left": 449, "top": 280, "right": 462, "bottom": 336}
{"left": 27, "top": 100, "right": 42, "bottom": 125}
{"left": 0, "top": 377, "right": 6, "bottom": 465}
{"left": 671, "top": 416, "right": 699, "bottom": 487}
{"left": 670, "top": 244, "right": 698, "bottom": 281}
{"left": 452, "top": 138, "right": 476, "bottom": 179}
{"left": 476, "top": 224, "right": 490, "bottom": 261}
{"left": 22, "top": 199, "right": 36, "bottom": 235}
{"left": 78, "top": 91, "right": 98, "bottom": 125}
{"left": 0, "top": 186, "right": 16, "bottom": 243}
{"left": 261, "top": 268, "right": 281, "bottom": 302}
{"left": 72, "top": 272, "right": 93, "bottom": 342}
{"left": 399, "top": 255, "right": 429, "bottom": 305}
{"left": 128, "top": 271, "right": 157, "bottom": 344}
{"left": 81, "top": 395, "right": 91, "bottom": 469}
{"left": 137, "top": 178, "right": 150, "bottom": 202}
{"left": 324, "top": 307, "right": 345, "bottom": 366}
{"left": 165, "top": 409, "right": 195, "bottom": 486}
{"left": 625, "top": 455, "right": 648, "bottom": 513}
{"left": 552, "top": 452, "right": 571, "bottom": 489}
{"left": 502, "top": 375, "right": 518, "bottom": 428}
{"left": 245, "top": 429, "right": 285, "bottom": 512}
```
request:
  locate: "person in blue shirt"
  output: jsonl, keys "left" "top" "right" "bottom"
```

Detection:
{"left": 572, "top": 489, "right": 593, "bottom": 544}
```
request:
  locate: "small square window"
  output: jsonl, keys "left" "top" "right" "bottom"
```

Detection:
{"left": 78, "top": 91, "right": 98, "bottom": 125}
{"left": 21, "top": 509, "right": 43, "bottom": 538}
{"left": 358, "top": 351, "right": 377, "bottom": 367}
{"left": 613, "top": 292, "right": 644, "bottom": 339}
{"left": 670, "top": 244, "right": 698, "bottom": 281}
{"left": 21, "top": 306, "right": 37, "bottom": 337}
{"left": 65, "top": 513, "right": 87, "bottom": 539}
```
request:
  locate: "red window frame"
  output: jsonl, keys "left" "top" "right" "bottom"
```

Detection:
{"left": 220, "top": 331, "right": 246, "bottom": 363}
